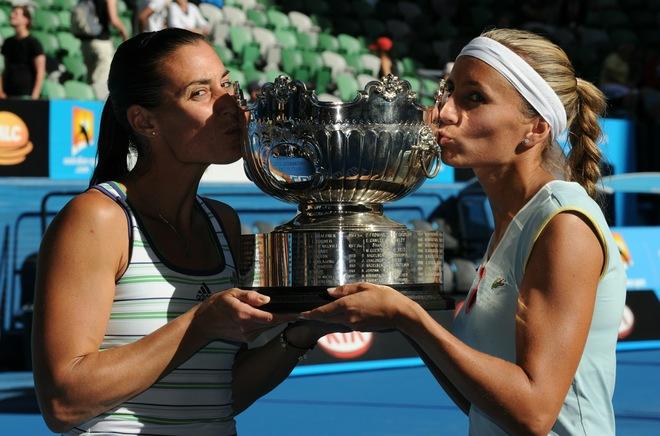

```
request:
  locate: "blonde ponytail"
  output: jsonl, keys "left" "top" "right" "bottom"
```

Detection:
{"left": 566, "top": 79, "right": 607, "bottom": 198}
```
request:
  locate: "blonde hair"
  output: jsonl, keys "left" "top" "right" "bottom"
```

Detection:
{"left": 481, "top": 28, "right": 607, "bottom": 198}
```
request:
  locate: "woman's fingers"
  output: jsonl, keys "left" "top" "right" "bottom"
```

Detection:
{"left": 233, "top": 289, "right": 270, "bottom": 307}
{"left": 327, "top": 282, "right": 374, "bottom": 298}
{"left": 301, "top": 300, "right": 347, "bottom": 323}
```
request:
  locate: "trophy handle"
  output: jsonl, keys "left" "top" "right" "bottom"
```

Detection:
{"left": 413, "top": 126, "right": 442, "bottom": 179}
{"left": 260, "top": 139, "right": 326, "bottom": 191}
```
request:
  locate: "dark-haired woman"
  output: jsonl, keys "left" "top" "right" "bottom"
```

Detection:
{"left": 32, "top": 28, "right": 330, "bottom": 435}
{"left": 303, "top": 29, "right": 626, "bottom": 435}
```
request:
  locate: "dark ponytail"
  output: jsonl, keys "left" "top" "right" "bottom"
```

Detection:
{"left": 88, "top": 28, "right": 208, "bottom": 187}
{"left": 89, "top": 99, "right": 132, "bottom": 186}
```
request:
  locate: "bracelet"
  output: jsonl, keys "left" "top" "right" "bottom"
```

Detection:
{"left": 279, "top": 323, "right": 316, "bottom": 361}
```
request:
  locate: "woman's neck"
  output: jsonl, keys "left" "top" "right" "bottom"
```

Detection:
{"left": 476, "top": 164, "right": 555, "bottom": 242}
{"left": 121, "top": 162, "right": 205, "bottom": 230}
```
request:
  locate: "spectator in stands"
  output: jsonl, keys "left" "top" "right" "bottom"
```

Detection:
{"left": 599, "top": 37, "right": 639, "bottom": 115}
{"left": 79, "top": 0, "right": 129, "bottom": 101}
{"left": 32, "top": 28, "right": 337, "bottom": 435}
{"left": 168, "top": 0, "right": 210, "bottom": 36}
{"left": 369, "top": 36, "right": 398, "bottom": 77}
{"left": 303, "top": 28, "right": 625, "bottom": 435}
{"left": 247, "top": 79, "right": 261, "bottom": 102}
{"left": 138, "top": 0, "right": 170, "bottom": 32}
{"left": 0, "top": 5, "right": 45, "bottom": 99}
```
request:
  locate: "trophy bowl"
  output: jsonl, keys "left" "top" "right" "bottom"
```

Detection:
{"left": 239, "top": 75, "right": 450, "bottom": 312}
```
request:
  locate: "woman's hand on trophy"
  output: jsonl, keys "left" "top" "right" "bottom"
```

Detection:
{"left": 300, "top": 282, "right": 419, "bottom": 332}
{"left": 194, "top": 288, "right": 281, "bottom": 343}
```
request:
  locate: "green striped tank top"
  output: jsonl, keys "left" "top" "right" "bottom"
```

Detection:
{"left": 67, "top": 182, "right": 241, "bottom": 436}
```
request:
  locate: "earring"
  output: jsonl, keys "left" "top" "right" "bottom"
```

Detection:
{"left": 522, "top": 138, "right": 530, "bottom": 145}
{"left": 151, "top": 131, "right": 157, "bottom": 136}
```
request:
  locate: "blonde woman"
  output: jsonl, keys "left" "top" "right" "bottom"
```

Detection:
{"left": 304, "top": 28, "right": 626, "bottom": 435}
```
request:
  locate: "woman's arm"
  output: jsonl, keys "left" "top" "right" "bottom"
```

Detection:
{"left": 404, "top": 336, "right": 470, "bottom": 415}
{"left": 107, "top": 0, "right": 129, "bottom": 40}
{"left": 33, "top": 191, "right": 275, "bottom": 433}
{"left": 31, "top": 54, "right": 46, "bottom": 99}
{"left": 231, "top": 321, "right": 339, "bottom": 414}
{"left": 205, "top": 199, "right": 340, "bottom": 413}
{"left": 305, "top": 212, "right": 603, "bottom": 434}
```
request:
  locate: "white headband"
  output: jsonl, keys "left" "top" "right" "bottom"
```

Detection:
{"left": 457, "top": 36, "right": 567, "bottom": 140}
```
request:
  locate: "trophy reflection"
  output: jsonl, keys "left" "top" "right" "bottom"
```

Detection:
{"left": 238, "top": 75, "right": 448, "bottom": 312}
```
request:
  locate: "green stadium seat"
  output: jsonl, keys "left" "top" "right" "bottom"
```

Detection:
{"left": 400, "top": 57, "right": 417, "bottom": 76}
{"left": 63, "top": 55, "right": 88, "bottom": 81}
{"left": 337, "top": 33, "right": 362, "bottom": 54}
{"left": 214, "top": 44, "right": 235, "bottom": 64}
{"left": 275, "top": 29, "right": 297, "bottom": 50}
{"left": 33, "top": 10, "right": 61, "bottom": 32}
{"left": 281, "top": 48, "right": 303, "bottom": 75}
{"left": 52, "top": 0, "right": 77, "bottom": 10}
{"left": 420, "top": 96, "right": 435, "bottom": 107}
{"left": 116, "top": 0, "right": 127, "bottom": 15}
{"left": 301, "top": 51, "right": 323, "bottom": 74}
{"left": 242, "top": 42, "right": 262, "bottom": 66}
{"left": 57, "top": 11, "right": 71, "bottom": 31}
{"left": 57, "top": 32, "right": 82, "bottom": 56}
{"left": 264, "top": 69, "right": 284, "bottom": 82}
{"left": 317, "top": 33, "right": 338, "bottom": 51}
{"left": 230, "top": 70, "right": 246, "bottom": 86}
{"left": 32, "top": 31, "right": 60, "bottom": 56}
{"left": 266, "top": 9, "right": 290, "bottom": 30}
{"left": 402, "top": 76, "right": 421, "bottom": 93}
{"left": 247, "top": 9, "right": 268, "bottom": 27}
{"left": 344, "top": 52, "right": 363, "bottom": 73}
{"left": 229, "top": 26, "right": 253, "bottom": 56}
{"left": 295, "top": 31, "right": 317, "bottom": 51}
{"left": 41, "top": 80, "right": 66, "bottom": 99}
{"left": 33, "top": 0, "right": 55, "bottom": 9}
{"left": 335, "top": 73, "right": 359, "bottom": 101}
{"left": 315, "top": 66, "right": 332, "bottom": 94}
{"left": 0, "top": 26, "right": 14, "bottom": 40}
{"left": 64, "top": 80, "right": 96, "bottom": 100}
{"left": 422, "top": 78, "right": 440, "bottom": 98}
{"left": 291, "top": 65, "right": 311, "bottom": 82}
{"left": 242, "top": 66, "right": 265, "bottom": 84}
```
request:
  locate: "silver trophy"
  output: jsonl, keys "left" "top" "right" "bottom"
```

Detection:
{"left": 238, "top": 75, "right": 448, "bottom": 312}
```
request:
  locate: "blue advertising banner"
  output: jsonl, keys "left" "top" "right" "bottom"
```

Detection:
{"left": 48, "top": 100, "right": 103, "bottom": 180}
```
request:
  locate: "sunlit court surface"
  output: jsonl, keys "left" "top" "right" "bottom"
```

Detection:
{"left": 1, "top": 348, "right": 659, "bottom": 435}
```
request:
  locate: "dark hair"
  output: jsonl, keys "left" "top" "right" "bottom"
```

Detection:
{"left": 90, "top": 28, "right": 207, "bottom": 186}
{"left": 13, "top": 6, "right": 32, "bottom": 29}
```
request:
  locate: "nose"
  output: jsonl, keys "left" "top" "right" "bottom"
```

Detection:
{"left": 436, "top": 96, "right": 458, "bottom": 126}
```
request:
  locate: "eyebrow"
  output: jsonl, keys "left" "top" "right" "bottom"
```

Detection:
{"left": 179, "top": 70, "right": 231, "bottom": 95}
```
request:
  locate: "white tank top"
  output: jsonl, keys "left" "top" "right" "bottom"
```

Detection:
{"left": 67, "top": 181, "right": 240, "bottom": 436}
{"left": 453, "top": 180, "right": 626, "bottom": 435}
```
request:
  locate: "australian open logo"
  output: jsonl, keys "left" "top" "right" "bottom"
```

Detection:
{"left": 196, "top": 282, "right": 212, "bottom": 301}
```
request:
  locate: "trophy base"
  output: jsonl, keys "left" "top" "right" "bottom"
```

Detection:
{"left": 244, "top": 283, "right": 454, "bottom": 313}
